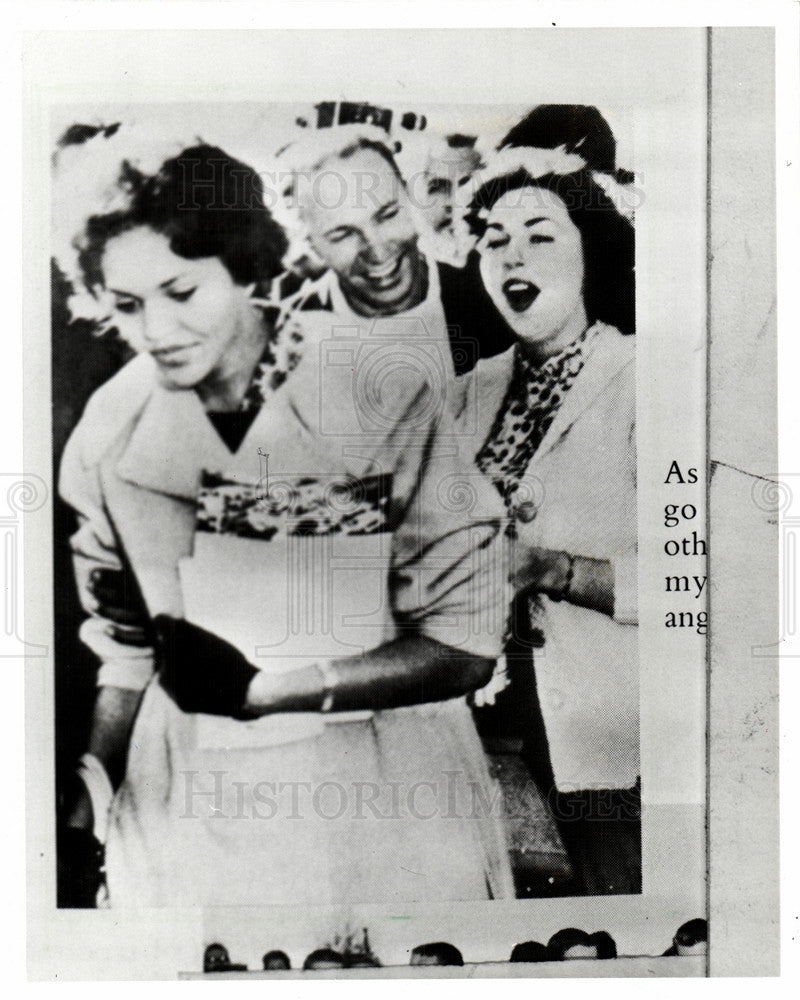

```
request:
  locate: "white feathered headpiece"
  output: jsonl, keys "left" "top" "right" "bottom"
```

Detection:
{"left": 51, "top": 121, "right": 290, "bottom": 332}
{"left": 52, "top": 123, "right": 204, "bottom": 330}
{"left": 278, "top": 123, "right": 398, "bottom": 195}
{"left": 474, "top": 144, "right": 636, "bottom": 222}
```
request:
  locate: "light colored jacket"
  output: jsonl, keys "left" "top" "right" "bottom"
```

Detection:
{"left": 60, "top": 318, "right": 508, "bottom": 694}
{"left": 452, "top": 323, "right": 639, "bottom": 790}
{"left": 60, "top": 320, "right": 517, "bottom": 907}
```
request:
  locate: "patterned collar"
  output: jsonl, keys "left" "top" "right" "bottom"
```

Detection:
{"left": 513, "top": 324, "right": 593, "bottom": 394}
{"left": 238, "top": 306, "right": 306, "bottom": 411}
{"left": 476, "top": 323, "right": 599, "bottom": 512}
{"left": 327, "top": 253, "right": 438, "bottom": 324}
{"left": 277, "top": 256, "right": 441, "bottom": 324}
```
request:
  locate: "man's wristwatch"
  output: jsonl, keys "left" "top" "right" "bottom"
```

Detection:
{"left": 316, "top": 659, "right": 340, "bottom": 713}
{"left": 550, "top": 552, "right": 576, "bottom": 602}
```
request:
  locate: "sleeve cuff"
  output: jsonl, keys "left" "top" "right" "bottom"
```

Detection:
{"left": 79, "top": 618, "right": 155, "bottom": 691}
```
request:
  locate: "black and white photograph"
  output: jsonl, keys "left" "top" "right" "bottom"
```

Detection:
{"left": 15, "top": 9, "right": 790, "bottom": 984}
{"left": 51, "top": 96, "right": 641, "bottom": 914}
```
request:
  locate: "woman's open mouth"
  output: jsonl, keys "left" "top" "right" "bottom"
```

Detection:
{"left": 502, "top": 279, "right": 540, "bottom": 313}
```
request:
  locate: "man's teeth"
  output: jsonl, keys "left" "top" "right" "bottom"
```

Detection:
{"left": 506, "top": 281, "right": 532, "bottom": 292}
{"left": 366, "top": 258, "right": 400, "bottom": 279}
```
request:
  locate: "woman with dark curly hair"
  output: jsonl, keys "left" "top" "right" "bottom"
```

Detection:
{"left": 57, "top": 139, "right": 513, "bottom": 907}
{"left": 453, "top": 145, "right": 640, "bottom": 895}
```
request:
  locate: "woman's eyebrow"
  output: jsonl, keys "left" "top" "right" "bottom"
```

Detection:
{"left": 159, "top": 275, "right": 190, "bottom": 290}
{"left": 108, "top": 287, "right": 139, "bottom": 299}
{"left": 373, "top": 199, "right": 399, "bottom": 218}
{"left": 323, "top": 224, "right": 351, "bottom": 238}
{"left": 524, "top": 217, "right": 549, "bottom": 228}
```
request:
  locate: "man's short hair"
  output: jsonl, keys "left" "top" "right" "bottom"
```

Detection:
{"left": 547, "top": 928, "right": 617, "bottom": 961}
{"left": 203, "top": 943, "right": 231, "bottom": 972}
{"left": 509, "top": 940, "right": 549, "bottom": 963}
{"left": 410, "top": 941, "right": 464, "bottom": 966}
{"left": 283, "top": 125, "right": 405, "bottom": 205}
{"left": 675, "top": 918, "right": 707, "bottom": 947}
{"left": 303, "top": 947, "right": 344, "bottom": 970}
{"left": 262, "top": 949, "right": 291, "bottom": 970}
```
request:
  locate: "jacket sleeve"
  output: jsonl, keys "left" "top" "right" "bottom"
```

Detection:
{"left": 389, "top": 384, "right": 510, "bottom": 661}
{"left": 610, "top": 387, "right": 638, "bottom": 626}
{"left": 59, "top": 421, "right": 155, "bottom": 691}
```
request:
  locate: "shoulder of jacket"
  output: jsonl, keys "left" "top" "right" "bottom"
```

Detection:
{"left": 579, "top": 325, "right": 636, "bottom": 436}
{"left": 70, "top": 353, "right": 157, "bottom": 467}
{"left": 593, "top": 322, "right": 635, "bottom": 366}
{"left": 451, "top": 347, "right": 515, "bottom": 420}
{"left": 437, "top": 255, "right": 477, "bottom": 287}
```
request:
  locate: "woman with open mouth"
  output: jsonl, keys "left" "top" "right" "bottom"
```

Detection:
{"left": 452, "top": 145, "right": 640, "bottom": 896}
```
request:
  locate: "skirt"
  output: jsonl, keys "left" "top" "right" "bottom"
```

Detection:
{"left": 105, "top": 679, "right": 515, "bottom": 906}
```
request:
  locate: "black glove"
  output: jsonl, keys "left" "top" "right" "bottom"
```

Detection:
{"left": 153, "top": 615, "right": 259, "bottom": 718}
{"left": 57, "top": 825, "right": 106, "bottom": 908}
{"left": 89, "top": 566, "right": 152, "bottom": 647}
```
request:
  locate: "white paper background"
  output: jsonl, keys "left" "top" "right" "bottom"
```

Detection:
{"left": 7, "top": 1, "right": 796, "bottom": 993}
{"left": 27, "top": 27, "right": 707, "bottom": 973}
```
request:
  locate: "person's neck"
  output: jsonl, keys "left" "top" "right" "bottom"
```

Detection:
{"left": 196, "top": 308, "right": 269, "bottom": 412}
{"left": 518, "top": 307, "right": 590, "bottom": 368}
{"left": 340, "top": 254, "right": 429, "bottom": 318}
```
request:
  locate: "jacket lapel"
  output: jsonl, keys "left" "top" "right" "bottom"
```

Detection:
{"left": 116, "top": 382, "right": 231, "bottom": 499}
{"left": 533, "top": 324, "right": 634, "bottom": 464}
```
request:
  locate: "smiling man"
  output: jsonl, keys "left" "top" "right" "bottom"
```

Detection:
{"left": 302, "top": 141, "right": 426, "bottom": 318}
{"left": 281, "top": 127, "right": 513, "bottom": 376}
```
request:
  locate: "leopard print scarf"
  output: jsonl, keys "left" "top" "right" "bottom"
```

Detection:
{"left": 476, "top": 325, "right": 596, "bottom": 514}
{"left": 239, "top": 304, "right": 305, "bottom": 410}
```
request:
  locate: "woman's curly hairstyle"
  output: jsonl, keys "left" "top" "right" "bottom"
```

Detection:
{"left": 470, "top": 166, "right": 635, "bottom": 335}
{"left": 78, "top": 144, "right": 288, "bottom": 291}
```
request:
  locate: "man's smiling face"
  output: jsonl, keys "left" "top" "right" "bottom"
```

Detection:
{"left": 301, "top": 146, "right": 423, "bottom": 316}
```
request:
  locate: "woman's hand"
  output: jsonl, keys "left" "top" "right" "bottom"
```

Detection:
{"left": 89, "top": 567, "right": 152, "bottom": 647}
{"left": 511, "top": 545, "right": 573, "bottom": 597}
{"left": 154, "top": 615, "right": 259, "bottom": 717}
{"left": 472, "top": 655, "right": 510, "bottom": 707}
{"left": 512, "top": 544, "right": 615, "bottom": 617}
{"left": 60, "top": 771, "right": 94, "bottom": 832}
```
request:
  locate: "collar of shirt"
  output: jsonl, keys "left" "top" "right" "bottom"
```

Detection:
{"left": 511, "top": 322, "right": 597, "bottom": 404}
{"left": 476, "top": 323, "right": 601, "bottom": 512}
{"left": 238, "top": 307, "right": 306, "bottom": 411}
{"left": 326, "top": 253, "right": 447, "bottom": 338}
